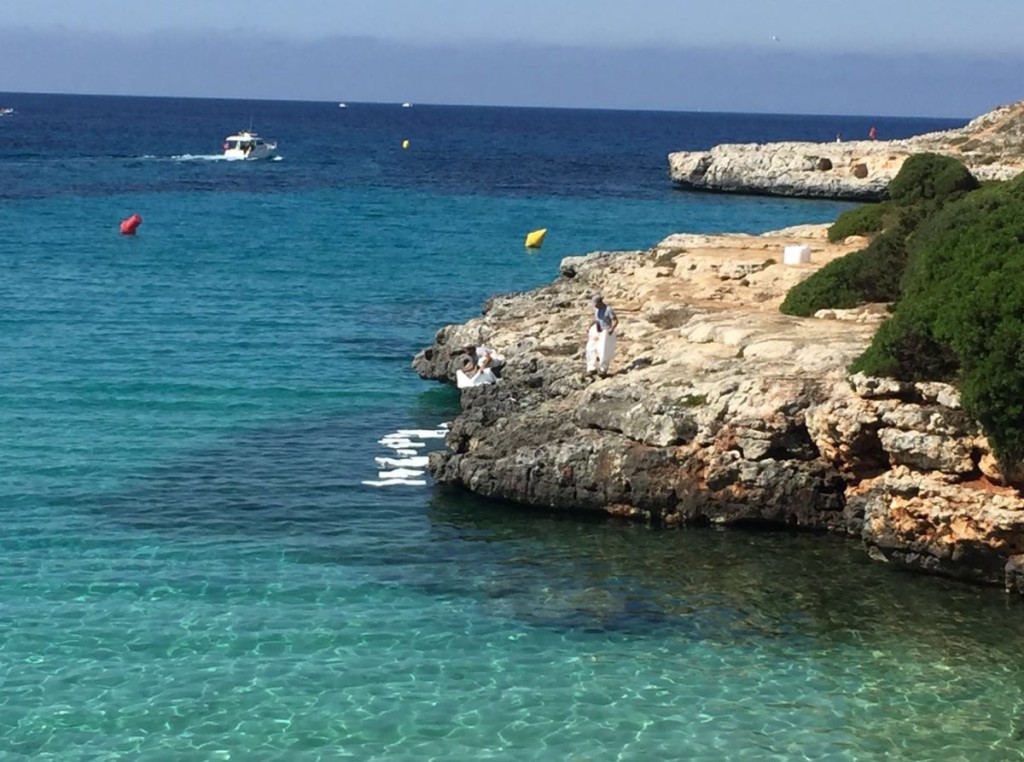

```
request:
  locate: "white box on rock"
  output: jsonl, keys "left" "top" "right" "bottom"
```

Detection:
{"left": 783, "top": 244, "right": 812, "bottom": 265}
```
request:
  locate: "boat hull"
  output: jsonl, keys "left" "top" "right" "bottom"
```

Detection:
{"left": 223, "top": 145, "right": 277, "bottom": 161}
{"left": 222, "top": 130, "right": 277, "bottom": 161}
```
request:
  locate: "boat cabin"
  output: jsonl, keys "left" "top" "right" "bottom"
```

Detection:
{"left": 224, "top": 135, "right": 265, "bottom": 153}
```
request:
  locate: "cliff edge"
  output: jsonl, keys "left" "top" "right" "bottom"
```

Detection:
{"left": 414, "top": 226, "right": 1024, "bottom": 593}
{"left": 668, "top": 101, "right": 1024, "bottom": 199}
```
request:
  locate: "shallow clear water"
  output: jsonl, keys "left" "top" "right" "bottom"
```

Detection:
{"left": 4, "top": 94, "right": 1021, "bottom": 760}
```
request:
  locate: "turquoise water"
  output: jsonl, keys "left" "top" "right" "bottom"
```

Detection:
{"left": 3, "top": 95, "right": 1023, "bottom": 760}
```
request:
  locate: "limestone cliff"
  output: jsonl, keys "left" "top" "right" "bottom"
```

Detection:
{"left": 668, "top": 101, "right": 1024, "bottom": 199}
{"left": 414, "top": 226, "right": 1024, "bottom": 593}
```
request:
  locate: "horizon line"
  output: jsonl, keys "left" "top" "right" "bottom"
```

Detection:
{"left": 0, "top": 89, "right": 977, "bottom": 122}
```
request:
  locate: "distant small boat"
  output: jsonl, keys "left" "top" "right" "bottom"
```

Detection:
{"left": 401, "top": 102, "right": 412, "bottom": 108}
{"left": 338, "top": 102, "right": 347, "bottom": 108}
{"left": 0, "top": 107, "right": 15, "bottom": 117}
{"left": 222, "top": 130, "right": 277, "bottom": 160}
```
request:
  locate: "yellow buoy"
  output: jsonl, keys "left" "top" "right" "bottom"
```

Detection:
{"left": 402, "top": 139, "right": 410, "bottom": 149}
{"left": 524, "top": 228, "right": 547, "bottom": 249}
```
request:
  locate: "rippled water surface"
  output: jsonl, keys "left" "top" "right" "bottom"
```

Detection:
{"left": 5, "top": 94, "right": 1020, "bottom": 760}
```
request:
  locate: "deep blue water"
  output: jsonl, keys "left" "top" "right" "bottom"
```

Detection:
{"left": 4, "top": 93, "right": 1023, "bottom": 761}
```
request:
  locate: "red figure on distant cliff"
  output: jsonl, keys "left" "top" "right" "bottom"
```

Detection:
{"left": 868, "top": 125, "right": 878, "bottom": 140}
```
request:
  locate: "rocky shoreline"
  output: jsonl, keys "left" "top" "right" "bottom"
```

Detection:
{"left": 414, "top": 225, "right": 1024, "bottom": 594}
{"left": 668, "top": 101, "right": 1024, "bottom": 200}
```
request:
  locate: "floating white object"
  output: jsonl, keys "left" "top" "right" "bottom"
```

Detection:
{"left": 362, "top": 479, "right": 427, "bottom": 487}
{"left": 367, "top": 423, "right": 447, "bottom": 488}
{"left": 378, "top": 468, "right": 426, "bottom": 479}
{"left": 378, "top": 438, "right": 425, "bottom": 449}
{"left": 375, "top": 456, "right": 430, "bottom": 468}
{"left": 783, "top": 244, "right": 812, "bottom": 265}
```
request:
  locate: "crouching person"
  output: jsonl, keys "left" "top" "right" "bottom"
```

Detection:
{"left": 456, "top": 354, "right": 499, "bottom": 388}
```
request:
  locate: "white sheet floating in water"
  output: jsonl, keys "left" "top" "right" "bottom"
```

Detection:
{"left": 367, "top": 424, "right": 446, "bottom": 488}
{"left": 378, "top": 438, "right": 426, "bottom": 449}
{"left": 378, "top": 468, "right": 426, "bottom": 479}
{"left": 362, "top": 479, "right": 428, "bottom": 487}
{"left": 375, "top": 456, "right": 430, "bottom": 468}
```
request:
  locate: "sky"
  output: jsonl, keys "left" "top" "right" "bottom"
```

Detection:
{"left": 2, "top": 0, "right": 1022, "bottom": 117}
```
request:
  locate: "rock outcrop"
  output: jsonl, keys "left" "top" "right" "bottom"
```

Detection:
{"left": 668, "top": 101, "right": 1024, "bottom": 199}
{"left": 414, "top": 225, "right": 1024, "bottom": 593}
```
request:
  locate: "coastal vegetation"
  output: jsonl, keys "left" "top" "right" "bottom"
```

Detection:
{"left": 782, "top": 154, "right": 979, "bottom": 316}
{"left": 824, "top": 203, "right": 886, "bottom": 242}
{"left": 824, "top": 152, "right": 981, "bottom": 244}
{"left": 781, "top": 154, "right": 1024, "bottom": 463}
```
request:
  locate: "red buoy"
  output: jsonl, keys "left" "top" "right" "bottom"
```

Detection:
{"left": 119, "top": 213, "right": 142, "bottom": 236}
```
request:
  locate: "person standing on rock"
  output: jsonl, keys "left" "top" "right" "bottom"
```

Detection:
{"left": 586, "top": 293, "right": 619, "bottom": 377}
{"left": 868, "top": 125, "right": 878, "bottom": 140}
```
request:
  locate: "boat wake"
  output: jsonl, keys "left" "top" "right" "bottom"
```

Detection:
{"left": 170, "top": 153, "right": 232, "bottom": 161}
{"left": 168, "top": 154, "right": 283, "bottom": 162}
{"left": 362, "top": 425, "right": 448, "bottom": 487}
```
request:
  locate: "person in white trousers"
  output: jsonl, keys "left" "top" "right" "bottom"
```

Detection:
{"left": 585, "top": 293, "right": 618, "bottom": 377}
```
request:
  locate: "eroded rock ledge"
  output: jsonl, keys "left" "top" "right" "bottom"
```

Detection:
{"left": 414, "top": 225, "right": 1024, "bottom": 593}
{"left": 668, "top": 101, "right": 1024, "bottom": 199}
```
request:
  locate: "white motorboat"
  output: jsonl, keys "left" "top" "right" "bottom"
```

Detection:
{"left": 222, "top": 130, "right": 277, "bottom": 160}
{"left": 0, "top": 107, "right": 15, "bottom": 117}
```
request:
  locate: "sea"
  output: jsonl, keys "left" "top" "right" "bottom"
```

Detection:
{"left": 2, "top": 93, "right": 1022, "bottom": 761}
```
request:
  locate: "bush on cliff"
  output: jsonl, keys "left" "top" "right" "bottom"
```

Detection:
{"left": 851, "top": 176, "right": 1024, "bottom": 462}
{"left": 826, "top": 203, "right": 888, "bottom": 243}
{"left": 886, "top": 152, "right": 980, "bottom": 206}
{"left": 779, "top": 230, "right": 908, "bottom": 316}
{"left": 825, "top": 154, "right": 978, "bottom": 244}
{"left": 782, "top": 155, "right": 978, "bottom": 317}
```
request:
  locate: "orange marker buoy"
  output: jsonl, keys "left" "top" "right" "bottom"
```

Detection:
{"left": 119, "top": 213, "right": 142, "bottom": 235}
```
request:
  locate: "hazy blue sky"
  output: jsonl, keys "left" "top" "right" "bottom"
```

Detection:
{"left": 3, "top": 0, "right": 1022, "bottom": 116}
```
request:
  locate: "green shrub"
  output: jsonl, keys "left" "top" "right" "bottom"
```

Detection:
{"left": 780, "top": 230, "right": 908, "bottom": 316}
{"left": 850, "top": 310, "right": 958, "bottom": 381}
{"left": 887, "top": 152, "right": 980, "bottom": 206}
{"left": 827, "top": 203, "right": 887, "bottom": 242}
{"left": 852, "top": 182, "right": 1024, "bottom": 462}
{"left": 784, "top": 153, "right": 1024, "bottom": 463}
{"left": 782, "top": 155, "right": 977, "bottom": 317}
{"left": 961, "top": 346, "right": 1024, "bottom": 466}
{"left": 779, "top": 258, "right": 863, "bottom": 316}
